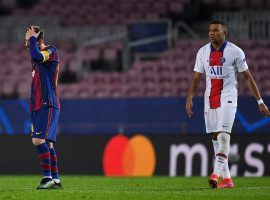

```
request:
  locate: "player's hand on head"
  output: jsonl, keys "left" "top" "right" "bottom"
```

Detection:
{"left": 259, "top": 103, "right": 270, "bottom": 118}
{"left": 25, "top": 26, "right": 40, "bottom": 40}
{"left": 186, "top": 97, "right": 194, "bottom": 118}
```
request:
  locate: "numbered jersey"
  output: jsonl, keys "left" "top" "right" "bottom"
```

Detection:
{"left": 194, "top": 41, "right": 248, "bottom": 109}
{"left": 29, "top": 39, "right": 60, "bottom": 112}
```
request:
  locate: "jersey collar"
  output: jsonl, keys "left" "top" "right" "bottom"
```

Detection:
{"left": 210, "top": 41, "right": 227, "bottom": 52}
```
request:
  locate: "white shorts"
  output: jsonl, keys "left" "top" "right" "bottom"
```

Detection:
{"left": 204, "top": 104, "right": 237, "bottom": 133}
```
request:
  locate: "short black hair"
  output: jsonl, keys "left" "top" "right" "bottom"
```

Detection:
{"left": 27, "top": 25, "right": 44, "bottom": 41}
{"left": 210, "top": 20, "right": 227, "bottom": 28}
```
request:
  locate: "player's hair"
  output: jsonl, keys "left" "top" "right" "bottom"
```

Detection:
{"left": 210, "top": 20, "right": 228, "bottom": 36}
{"left": 210, "top": 20, "right": 227, "bottom": 28}
{"left": 27, "top": 25, "right": 44, "bottom": 41}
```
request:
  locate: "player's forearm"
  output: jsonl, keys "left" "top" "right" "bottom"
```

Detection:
{"left": 187, "top": 82, "right": 197, "bottom": 99}
{"left": 187, "top": 75, "right": 201, "bottom": 99}
{"left": 29, "top": 36, "right": 43, "bottom": 62}
{"left": 244, "top": 75, "right": 262, "bottom": 101}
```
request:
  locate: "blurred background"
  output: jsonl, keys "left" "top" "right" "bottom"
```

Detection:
{"left": 0, "top": 0, "right": 269, "bottom": 177}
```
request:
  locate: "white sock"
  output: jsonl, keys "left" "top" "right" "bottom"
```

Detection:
{"left": 212, "top": 140, "right": 219, "bottom": 156}
{"left": 212, "top": 140, "right": 225, "bottom": 177}
{"left": 213, "top": 132, "right": 230, "bottom": 177}
{"left": 222, "top": 159, "right": 231, "bottom": 178}
{"left": 213, "top": 140, "right": 231, "bottom": 178}
{"left": 213, "top": 155, "right": 226, "bottom": 176}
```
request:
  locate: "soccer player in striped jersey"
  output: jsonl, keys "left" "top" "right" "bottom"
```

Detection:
{"left": 186, "top": 20, "right": 270, "bottom": 189}
{"left": 25, "top": 26, "right": 62, "bottom": 189}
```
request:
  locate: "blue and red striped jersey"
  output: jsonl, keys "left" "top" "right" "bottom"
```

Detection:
{"left": 29, "top": 36, "right": 60, "bottom": 112}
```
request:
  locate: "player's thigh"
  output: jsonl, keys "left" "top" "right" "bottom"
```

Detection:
{"left": 47, "top": 108, "right": 60, "bottom": 142}
{"left": 204, "top": 108, "right": 218, "bottom": 133}
{"left": 31, "top": 107, "right": 51, "bottom": 139}
{"left": 217, "top": 105, "right": 237, "bottom": 133}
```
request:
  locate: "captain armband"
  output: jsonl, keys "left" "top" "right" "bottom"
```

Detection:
{"left": 40, "top": 51, "right": 50, "bottom": 62}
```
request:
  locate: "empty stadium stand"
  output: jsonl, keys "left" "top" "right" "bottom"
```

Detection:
{"left": 1, "top": 39, "right": 269, "bottom": 99}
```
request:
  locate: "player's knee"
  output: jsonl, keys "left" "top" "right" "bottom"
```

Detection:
{"left": 217, "top": 132, "right": 230, "bottom": 143}
{"left": 32, "top": 138, "right": 45, "bottom": 146}
{"left": 217, "top": 132, "right": 230, "bottom": 156}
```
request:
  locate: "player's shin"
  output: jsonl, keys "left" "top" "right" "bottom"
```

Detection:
{"left": 212, "top": 140, "right": 224, "bottom": 178}
{"left": 222, "top": 159, "right": 231, "bottom": 178}
{"left": 212, "top": 140, "right": 219, "bottom": 155}
{"left": 48, "top": 145, "right": 60, "bottom": 181}
{"left": 213, "top": 132, "right": 230, "bottom": 176}
{"left": 35, "top": 143, "right": 52, "bottom": 178}
{"left": 212, "top": 139, "right": 228, "bottom": 178}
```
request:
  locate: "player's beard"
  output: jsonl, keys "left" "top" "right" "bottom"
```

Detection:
{"left": 210, "top": 37, "right": 225, "bottom": 49}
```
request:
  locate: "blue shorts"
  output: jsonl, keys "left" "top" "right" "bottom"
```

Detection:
{"left": 31, "top": 106, "right": 60, "bottom": 142}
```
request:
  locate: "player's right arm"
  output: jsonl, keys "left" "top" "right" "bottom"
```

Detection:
{"left": 26, "top": 26, "right": 52, "bottom": 63}
{"left": 25, "top": 26, "right": 43, "bottom": 62}
{"left": 186, "top": 48, "right": 204, "bottom": 118}
{"left": 29, "top": 36, "right": 43, "bottom": 62}
{"left": 186, "top": 72, "right": 203, "bottom": 117}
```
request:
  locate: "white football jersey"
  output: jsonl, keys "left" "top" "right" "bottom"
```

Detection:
{"left": 194, "top": 41, "right": 248, "bottom": 109}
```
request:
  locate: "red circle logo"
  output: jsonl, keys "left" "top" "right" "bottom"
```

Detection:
{"left": 103, "top": 134, "right": 156, "bottom": 176}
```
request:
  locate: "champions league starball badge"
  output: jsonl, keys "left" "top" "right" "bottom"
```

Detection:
{"left": 220, "top": 57, "right": 226, "bottom": 64}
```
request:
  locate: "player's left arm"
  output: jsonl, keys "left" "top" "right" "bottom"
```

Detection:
{"left": 186, "top": 72, "right": 202, "bottom": 118}
{"left": 235, "top": 47, "right": 269, "bottom": 117}
{"left": 241, "top": 69, "right": 270, "bottom": 117}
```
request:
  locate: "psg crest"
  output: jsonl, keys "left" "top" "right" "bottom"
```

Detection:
{"left": 220, "top": 57, "right": 226, "bottom": 64}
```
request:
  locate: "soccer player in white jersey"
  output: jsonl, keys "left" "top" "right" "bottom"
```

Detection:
{"left": 186, "top": 20, "right": 270, "bottom": 189}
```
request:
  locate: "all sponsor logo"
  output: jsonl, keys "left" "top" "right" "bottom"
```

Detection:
{"left": 209, "top": 66, "right": 222, "bottom": 76}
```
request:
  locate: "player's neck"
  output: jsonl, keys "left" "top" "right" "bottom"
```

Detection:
{"left": 39, "top": 43, "right": 46, "bottom": 51}
{"left": 211, "top": 40, "right": 225, "bottom": 50}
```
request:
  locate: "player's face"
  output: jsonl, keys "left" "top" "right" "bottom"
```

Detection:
{"left": 208, "top": 24, "right": 226, "bottom": 44}
{"left": 25, "top": 39, "right": 30, "bottom": 51}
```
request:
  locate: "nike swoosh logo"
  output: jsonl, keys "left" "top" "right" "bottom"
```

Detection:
{"left": 36, "top": 132, "right": 42, "bottom": 135}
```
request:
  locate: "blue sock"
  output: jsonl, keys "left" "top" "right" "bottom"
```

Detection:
{"left": 49, "top": 147, "right": 59, "bottom": 180}
{"left": 35, "top": 143, "right": 51, "bottom": 177}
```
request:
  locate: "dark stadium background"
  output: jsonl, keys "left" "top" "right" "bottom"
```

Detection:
{"left": 0, "top": 0, "right": 269, "bottom": 177}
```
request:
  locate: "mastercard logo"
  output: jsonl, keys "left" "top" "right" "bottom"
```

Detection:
{"left": 103, "top": 134, "right": 156, "bottom": 176}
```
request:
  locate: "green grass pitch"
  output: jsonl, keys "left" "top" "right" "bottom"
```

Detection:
{"left": 0, "top": 176, "right": 269, "bottom": 200}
